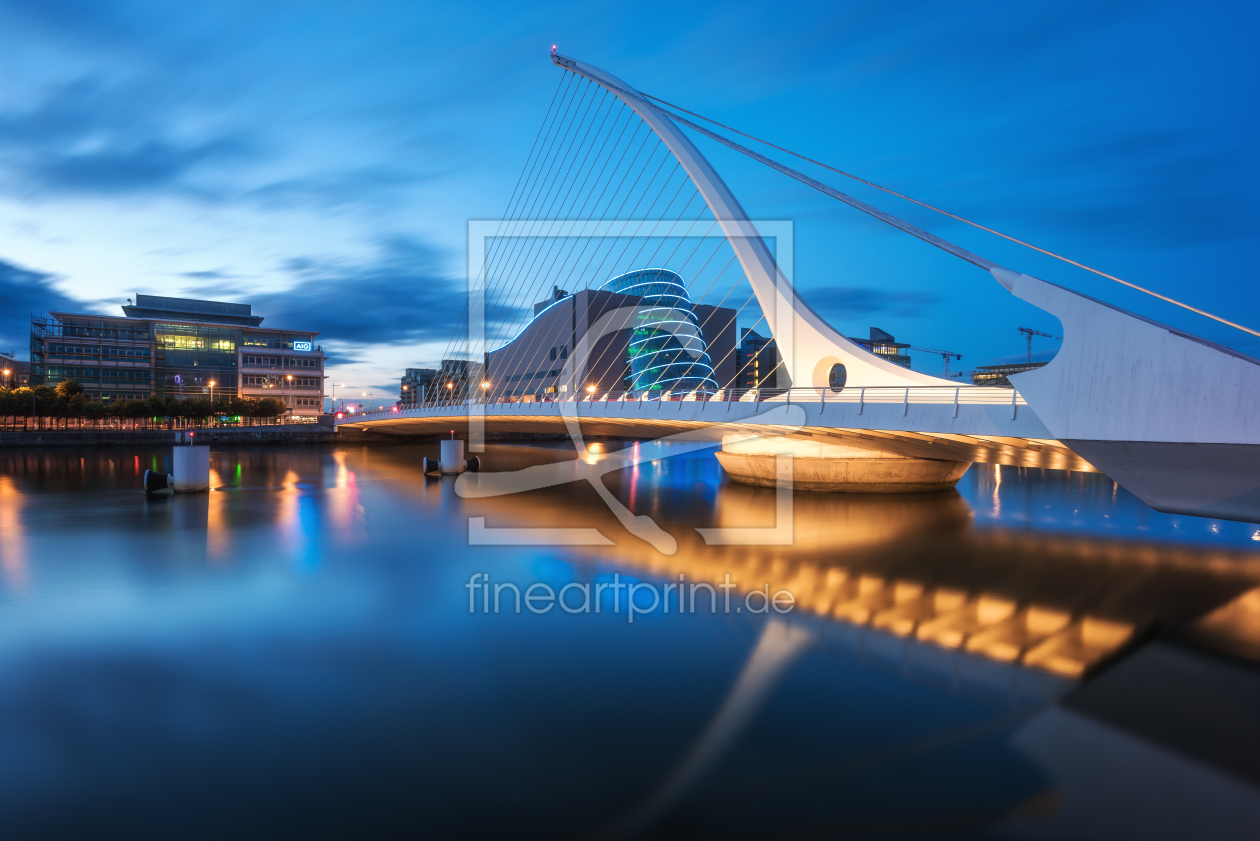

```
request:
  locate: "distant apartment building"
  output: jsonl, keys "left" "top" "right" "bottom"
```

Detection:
{"left": 400, "top": 367, "right": 438, "bottom": 408}
{"left": 0, "top": 352, "right": 29, "bottom": 388}
{"left": 734, "top": 328, "right": 789, "bottom": 390}
{"left": 852, "top": 327, "right": 912, "bottom": 369}
{"left": 29, "top": 294, "right": 326, "bottom": 417}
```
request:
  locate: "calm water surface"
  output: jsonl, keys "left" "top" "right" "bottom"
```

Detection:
{"left": 1, "top": 443, "right": 1258, "bottom": 839}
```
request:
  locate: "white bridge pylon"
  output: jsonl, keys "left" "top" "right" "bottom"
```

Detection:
{"left": 552, "top": 52, "right": 948, "bottom": 390}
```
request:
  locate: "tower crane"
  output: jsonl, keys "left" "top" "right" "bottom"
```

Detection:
{"left": 1018, "top": 327, "right": 1060, "bottom": 363}
{"left": 910, "top": 346, "right": 962, "bottom": 378}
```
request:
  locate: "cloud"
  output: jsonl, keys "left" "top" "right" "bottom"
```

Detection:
{"left": 0, "top": 258, "right": 91, "bottom": 351}
{"left": 802, "top": 286, "right": 942, "bottom": 320}
{"left": 180, "top": 269, "right": 234, "bottom": 280}
{"left": 246, "top": 165, "right": 438, "bottom": 211}
{"left": 250, "top": 236, "right": 523, "bottom": 349}
{"left": 0, "top": 78, "right": 251, "bottom": 197}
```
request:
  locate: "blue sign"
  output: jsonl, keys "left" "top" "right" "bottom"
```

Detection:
{"left": 292, "top": 341, "right": 312, "bottom": 352}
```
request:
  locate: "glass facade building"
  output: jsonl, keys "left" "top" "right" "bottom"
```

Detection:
{"left": 598, "top": 269, "right": 719, "bottom": 395}
{"left": 29, "top": 295, "right": 326, "bottom": 416}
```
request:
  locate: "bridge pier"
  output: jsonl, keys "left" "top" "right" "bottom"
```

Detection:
{"left": 716, "top": 435, "right": 971, "bottom": 493}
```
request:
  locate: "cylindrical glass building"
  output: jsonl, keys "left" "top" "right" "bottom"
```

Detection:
{"left": 599, "top": 268, "right": 719, "bottom": 395}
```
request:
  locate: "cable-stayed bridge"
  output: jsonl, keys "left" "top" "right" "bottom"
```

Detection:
{"left": 341, "top": 52, "right": 1260, "bottom": 524}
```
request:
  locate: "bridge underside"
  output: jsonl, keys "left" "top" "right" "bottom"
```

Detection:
{"left": 340, "top": 413, "right": 1096, "bottom": 473}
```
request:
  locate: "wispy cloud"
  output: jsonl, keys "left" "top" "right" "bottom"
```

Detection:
{"left": 252, "top": 236, "right": 480, "bottom": 347}
{"left": 0, "top": 78, "right": 253, "bottom": 198}
{"left": 803, "top": 286, "right": 942, "bottom": 320}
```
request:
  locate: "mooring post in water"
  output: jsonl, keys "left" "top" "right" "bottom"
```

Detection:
{"left": 172, "top": 430, "right": 210, "bottom": 492}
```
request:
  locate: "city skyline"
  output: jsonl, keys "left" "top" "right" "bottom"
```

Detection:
{"left": 0, "top": 1, "right": 1255, "bottom": 393}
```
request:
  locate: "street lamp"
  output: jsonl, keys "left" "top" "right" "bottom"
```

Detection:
{"left": 208, "top": 380, "right": 216, "bottom": 405}
{"left": 2, "top": 368, "right": 9, "bottom": 388}
{"left": 287, "top": 374, "right": 293, "bottom": 419}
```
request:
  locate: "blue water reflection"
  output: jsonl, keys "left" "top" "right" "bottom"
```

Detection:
{"left": 0, "top": 444, "right": 1256, "bottom": 838}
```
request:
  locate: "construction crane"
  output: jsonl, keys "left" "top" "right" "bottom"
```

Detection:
{"left": 910, "top": 346, "right": 962, "bottom": 378}
{"left": 1018, "top": 327, "right": 1060, "bottom": 363}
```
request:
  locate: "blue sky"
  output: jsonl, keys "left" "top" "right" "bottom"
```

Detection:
{"left": 0, "top": 0, "right": 1256, "bottom": 393}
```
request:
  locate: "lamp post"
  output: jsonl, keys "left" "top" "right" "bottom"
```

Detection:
{"left": 287, "top": 374, "right": 293, "bottom": 421}
{"left": 446, "top": 382, "right": 453, "bottom": 405}
{"left": 209, "top": 380, "right": 216, "bottom": 405}
{"left": 481, "top": 380, "right": 490, "bottom": 403}
{"left": 2, "top": 368, "right": 9, "bottom": 389}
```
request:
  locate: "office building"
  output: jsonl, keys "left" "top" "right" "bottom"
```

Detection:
{"left": 485, "top": 269, "right": 734, "bottom": 399}
{"left": 29, "top": 294, "right": 326, "bottom": 417}
{"left": 971, "top": 361, "right": 1047, "bottom": 387}
{"left": 852, "top": 327, "right": 912, "bottom": 369}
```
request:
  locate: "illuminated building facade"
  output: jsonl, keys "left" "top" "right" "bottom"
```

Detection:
{"left": 484, "top": 269, "right": 734, "bottom": 400}
{"left": 851, "top": 327, "right": 912, "bottom": 369}
{"left": 29, "top": 294, "right": 325, "bottom": 416}
{"left": 971, "top": 361, "right": 1047, "bottom": 387}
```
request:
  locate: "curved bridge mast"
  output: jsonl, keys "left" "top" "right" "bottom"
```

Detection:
{"left": 551, "top": 52, "right": 950, "bottom": 390}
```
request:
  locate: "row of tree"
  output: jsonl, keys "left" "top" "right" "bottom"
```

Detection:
{"left": 0, "top": 380, "right": 291, "bottom": 429}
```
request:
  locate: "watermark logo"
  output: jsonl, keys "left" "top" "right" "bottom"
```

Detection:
{"left": 465, "top": 572, "right": 796, "bottom": 621}
{"left": 452, "top": 219, "right": 798, "bottom": 555}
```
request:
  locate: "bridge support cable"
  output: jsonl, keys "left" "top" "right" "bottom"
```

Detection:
{"left": 437, "top": 75, "right": 598, "bottom": 390}
{"left": 467, "top": 80, "right": 709, "bottom": 387}
{"left": 445, "top": 57, "right": 811, "bottom": 405}
{"left": 487, "top": 146, "right": 691, "bottom": 393}
{"left": 451, "top": 79, "right": 614, "bottom": 370}
{"left": 483, "top": 116, "right": 659, "bottom": 374}
{"left": 472, "top": 90, "right": 630, "bottom": 368}
{"left": 432, "top": 72, "right": 575, "bottom": 375}
{"left": 485, "top": 81, "right": 766, "bottom": 398}
{"left": 640, "top": 102, "right": 999, "bottom": 273}
{"left": 641, "top": 93, "right": 1260, "bottom": 340}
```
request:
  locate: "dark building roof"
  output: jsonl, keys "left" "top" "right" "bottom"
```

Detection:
{"left": 121, "top": 294, "right": 264, "bottom": 326}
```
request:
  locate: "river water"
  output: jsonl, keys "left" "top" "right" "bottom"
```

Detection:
{"left": 0, "top": 443, "right": 1258, "bottom": 839}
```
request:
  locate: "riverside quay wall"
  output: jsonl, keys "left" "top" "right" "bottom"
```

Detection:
{"left": 0, "top": 425, "right": 405, "bottom": 448}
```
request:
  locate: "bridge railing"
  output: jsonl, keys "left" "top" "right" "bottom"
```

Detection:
{"left": 350, "top": 386, "right": 1028, "bottom": 420}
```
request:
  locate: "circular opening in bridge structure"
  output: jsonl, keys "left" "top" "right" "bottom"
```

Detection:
{"left": 828, "top": 363, "right": 847, "bottom": 392}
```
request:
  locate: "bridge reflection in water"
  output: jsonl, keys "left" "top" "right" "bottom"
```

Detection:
{"left": 455, "top": 443, "right": 1260, "bottom": 690}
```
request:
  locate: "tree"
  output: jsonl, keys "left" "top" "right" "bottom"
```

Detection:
{"left": 56, "top": 379, "right": 84, "bottom": 400}
{"left": 250, "top": 396, "right": 287, "bottom": 418}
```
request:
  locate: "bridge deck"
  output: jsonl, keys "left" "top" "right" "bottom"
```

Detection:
{"left": 339, "top": 387, "right": 1095, "bottom": 472}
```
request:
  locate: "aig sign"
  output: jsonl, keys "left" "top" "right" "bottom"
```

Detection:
{"left": 292, "top": 341, "right": 312, "bottom": 352}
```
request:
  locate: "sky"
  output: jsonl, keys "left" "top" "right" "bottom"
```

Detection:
{"left": 0, "top": 0, "right": 1256, "bottom": 395}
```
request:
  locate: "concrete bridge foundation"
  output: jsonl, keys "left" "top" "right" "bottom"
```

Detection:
{"left": 716, "top": 435, "right": 972, "bottom": 493}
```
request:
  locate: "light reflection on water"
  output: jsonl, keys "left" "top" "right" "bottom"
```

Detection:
{"left": 0, "top": 443, "right": 1257, "bottom": 838}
